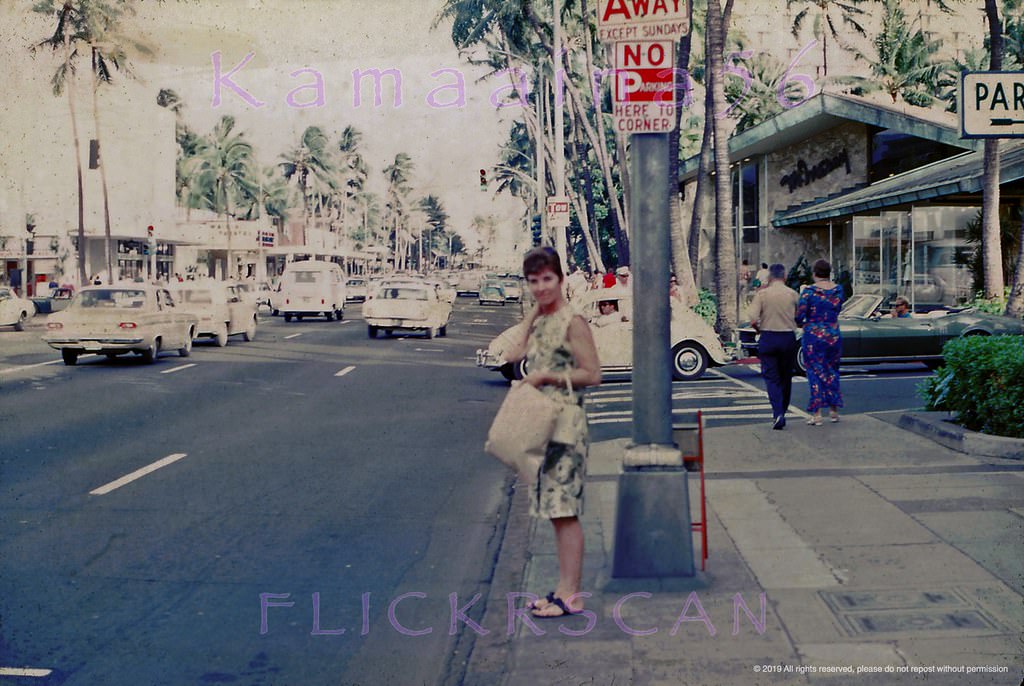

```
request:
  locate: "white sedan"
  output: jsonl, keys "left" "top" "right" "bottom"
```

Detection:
{"left": 0, "top": 287, "right": 35, "bottom": 331}
{"left": 363, "top": 282, "right": 453, "bottom": 339}
{"left": 170, "top": 281, "right": 258, "bottom": 346}
{"left": 43, "top": 285, "right": 198, "bottom": 365}
{"left": 476, "top": 288, "right": 732, "bottom": 381}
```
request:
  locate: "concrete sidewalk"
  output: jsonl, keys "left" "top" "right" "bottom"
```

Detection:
{"left": 463, "top": 414, "right": 1024, "bottom": 686}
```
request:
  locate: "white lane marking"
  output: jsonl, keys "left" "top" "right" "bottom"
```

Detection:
{"left": 160, "top": 363, "right": 196, "bottom": 375}
{"left": 415, "top": 348, "right": 444, "bottom": 352}
{"left": 335, "top": 365, "right": 356, "bottom": 377}
{"left": 284, "top": 333, "right": 303, "bottom": 340}
{"left": 0, "top": 668, "right": 53, "bottom": 677}
{"left": 338, "top": 320, "right": 352, "bottom": 325}
{"left": 89, "top": 453, "right": 187, "bottom": 496}
{"left": 0, "top": 354, "right": 98, "bottom": 374}
{"left": 709, "top": 369, "right": 812, "bottom": 418}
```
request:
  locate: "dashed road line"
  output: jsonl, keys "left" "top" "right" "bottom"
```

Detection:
{"left": 160, "top": 363, "right": 196, "bottom": 375}
{"left": 415, "top": 348, "right": 445, "bottom": 352}
{"left": 89, "top": 453, "right": 187, "bottom": 496}
{"left": 335, "top": 365, "right": 356, "bottom": 377}
{"left": 0, "top": 355, "right": 97, "bottom": 374}
{"left": 283, "top": 333, "right": 303, "bottom": 340}
{"left": 0, "top": 667, "right": 53, "bottom": 677}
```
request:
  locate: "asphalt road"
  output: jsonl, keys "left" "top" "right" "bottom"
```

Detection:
{"left": 0, "top": 300, "right": 936, "bottom": 684}
{"left": 0, "top": 300, "right": 522, "bottom": 685}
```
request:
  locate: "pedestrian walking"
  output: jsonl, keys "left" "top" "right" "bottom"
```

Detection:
{"left": 796, "top": 259, "right": 844, "bottom": 425}
{"left": 669, "top": 273, "right": 683, "bottom": 302}
{"left": 753, "top": 262, "right": 770, "bottom": 290}
{"left": 502, "top": 247, "right": 602, "bottom": 618}
{"left": 747, "top": 263, "right": 799, "bottom": 430}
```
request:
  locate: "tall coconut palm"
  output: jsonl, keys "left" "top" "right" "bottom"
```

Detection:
{"left": 279, "top": 126, "right": 333, "bottom": 235}
{"left": 383, "top": 153, "right": 414, "bottom": 271}
{"left": 190, "top": 116, "right": 256, "bottom": 279}
{"left": 786, "top": 0, "right": 869, "bottom": 77}
{"left": 984, "top": 0, "right": 1005, "bottom": 301}
{"left": 336, "top": 125, "right": 368, "bottom": 235}
{"left": 31, "top": 0, "right": 87, "bottom": 284}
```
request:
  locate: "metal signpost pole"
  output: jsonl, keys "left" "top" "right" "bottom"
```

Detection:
{"left": 552, "top": 1, "right": 568, "bottom": 267}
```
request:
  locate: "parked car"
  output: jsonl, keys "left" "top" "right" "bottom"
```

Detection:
{"left": 31, "top": 285, "right": 76, "bottom": 315}
{"left": 501, "top": 278, "right": 523, "bottom": 302}
{"left": 42, "top": 285, "right": 197, "bottom": 365}
{"left": 363, "top": 281, "right": 453, "bottom": 339}
{"left": 478, "top": 281, "right": 506, "bottom": 306}
{"left": 476, "top": 288, "right": 732, "bottom": 381}
{"left": 277, "top": 260, "right": 347, "bottom": 322}
{"left": 1, "top": 287, "right": 38, "bottom": 330}
{"left": 738, "top": 293, "right": 1024, "bottom": 371}
{"left": 170, "top": 281, "right": 258, "bottom": 346}
{"left": 346, "top": 278, "right": 369, "bottom": 302}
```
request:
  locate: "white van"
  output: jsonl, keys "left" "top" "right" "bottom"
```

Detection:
{"left": 278, "top": 260, "right": 348, "bottom": 322}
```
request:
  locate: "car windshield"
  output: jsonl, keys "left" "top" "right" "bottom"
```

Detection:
{"left": 175, "top": 289, "right": 214, "bottom": 304}
{"left": 290, "top": 271, "right": 320, "bottom": 284}
{"left": 76, "top": 289, "right": 147, "bottom": 309}
{"left": 379, "top": 287, "right": 428, "bottom": 300}
{"left": 840, "top": 294, "right": 880, "bottom": 318}
{"left": 0, "top": 288, "right": 11, "bottom": 301}
{"left": 503, "top": 280, "right": 519, "bottom": 289}
{"left": 347, "top": 279, "right": 365, "bottom": 286}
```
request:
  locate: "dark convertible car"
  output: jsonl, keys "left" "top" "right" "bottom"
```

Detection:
{"left": 739, "top": 294, "right": 1024, "bottom": 371}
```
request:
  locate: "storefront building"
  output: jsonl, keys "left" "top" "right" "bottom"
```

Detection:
{"left": 680, "top": 92, "right": 1022, "bottom": 309}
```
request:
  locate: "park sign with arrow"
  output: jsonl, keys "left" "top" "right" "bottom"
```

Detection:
{"left": 960, "top": 71, "right": 1024, "bottom": 138}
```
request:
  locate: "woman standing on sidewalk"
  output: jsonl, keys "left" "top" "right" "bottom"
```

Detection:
{"left": 503, "top": 247, "right": 602, "bottom": 618}
{"left": 796, "top": 259, "right": 844, "bottom": 425}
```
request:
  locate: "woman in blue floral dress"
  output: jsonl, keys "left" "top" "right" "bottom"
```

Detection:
{"left": 503, "top": 247, "right": 602, "bottom": 618}
{"left": 796, "top": 259, "right": 844, "bottom": 425}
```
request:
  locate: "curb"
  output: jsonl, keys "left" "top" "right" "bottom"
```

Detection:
{"left": 898, "top": 411, "right": 1024, "bottom": 460}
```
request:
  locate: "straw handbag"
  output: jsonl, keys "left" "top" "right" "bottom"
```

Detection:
{"left": 485, "top": 381, "right": 560, "bottom": 484}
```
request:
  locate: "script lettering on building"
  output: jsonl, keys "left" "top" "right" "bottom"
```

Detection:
{"left": 779, "top": 149, "right": 851, "bottom": 193}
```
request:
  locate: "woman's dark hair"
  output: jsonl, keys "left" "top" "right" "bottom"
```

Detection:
{"left": 812, "top": 259, "right": 832, "bottom": 279}
{"left": 523, "top": 246, "right": 564, "bottom": 280}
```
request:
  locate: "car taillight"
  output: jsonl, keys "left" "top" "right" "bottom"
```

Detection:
{"left": 321, "top": 299, "right": 325, "bottom": 304}
{"left": 285, "top": 298, "right": 290, "bottom": 304}
{"left": 47, "top": 322, "right": 63, "bottom": 330}
{"left": 119, "top": 322, "right": 138, "bottom": 329}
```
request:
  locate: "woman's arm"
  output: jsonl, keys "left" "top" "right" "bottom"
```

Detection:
{"left": 795, "top": 291, "right": 809, "bottom": 328}
{"left": 502, "top": 304, "right": 541, "bottom": 362}
{"left": 523, "top": 315, "right": 602, "bottom": 389}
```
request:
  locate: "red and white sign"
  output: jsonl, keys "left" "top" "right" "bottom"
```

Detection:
{"left": 546, "top": 196, "right": 571, "bottom": 228}
{"left": 613, "top": 41, "right": 676, "bottom": 133}
{"left": 596, "top": 0, "right": 689, "bottom": 42}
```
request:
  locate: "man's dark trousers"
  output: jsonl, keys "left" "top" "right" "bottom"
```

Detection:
{"left": 759, "top": 331, "right": 797, "bottom": 421}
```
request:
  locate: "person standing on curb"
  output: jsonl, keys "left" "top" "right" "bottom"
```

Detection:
{"left": 747, "top": 263, "right": 799, "bottom": 430}
{"left": 797, "top": 259, "right": 844, "bottom": 425}
{"left": 502, "top": 247, "right": 602, "bottom": 618}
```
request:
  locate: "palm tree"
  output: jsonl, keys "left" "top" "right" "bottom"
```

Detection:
{"left": 786, "top": 0, "right": 869, "bottom": 77}
{"left": 279, "top": 126, "right": 333, "bottom": 235}
{"left": 31, "top": 0, "right": 87, "bottom": 284}
{"left": 336, "top": 125, "right": 368, "bottom": 236}
{"left": 835, "top": 0, "right": 943, "bottom": 106}
{"left": 383, "top": 153, "right": 414, "bottom": 271}
{"left": 190, "top": 116, "right": 256, "bottom": 279}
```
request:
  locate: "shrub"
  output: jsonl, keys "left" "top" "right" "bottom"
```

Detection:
{"left": 919, "top": 336, "right": 1024, "bottom": 438}
{"left": 693, "top": 288, "right": 717, "bottom": 328}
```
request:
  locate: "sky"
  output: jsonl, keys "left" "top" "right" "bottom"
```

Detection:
{"left": 1, "top": 0, "right": 530, "bottom": 265}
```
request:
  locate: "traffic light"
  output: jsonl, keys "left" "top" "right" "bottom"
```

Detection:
{"left": 147, "top": 225, "right": 154, "bottom": 239}
{"left": 479, "top": 168, "right": 487, "bottom": 191}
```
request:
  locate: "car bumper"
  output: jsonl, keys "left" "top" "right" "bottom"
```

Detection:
{"left": 365, "top": 318, "right": 429, "bottom": 330}
{"left": 475, "top": 349, "right": 505, "bottom": 369}
{"left": 45, "top": 337, "right": 145, "bottom": 352}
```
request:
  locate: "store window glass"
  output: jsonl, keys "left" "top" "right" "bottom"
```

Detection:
{"left": 911, "top": 206, "right": 976, "bottom": 306}
{"left": 869, "top": 129, "right": 966, "bottom": 183}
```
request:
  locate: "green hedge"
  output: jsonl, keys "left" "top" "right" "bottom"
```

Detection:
{"left": 919, "top": 336, "right": 1024, "bottom": 438}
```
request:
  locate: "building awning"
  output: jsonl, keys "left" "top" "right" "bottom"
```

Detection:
{"left": 772, "top": 141, "right": 1024, "bottom": 227}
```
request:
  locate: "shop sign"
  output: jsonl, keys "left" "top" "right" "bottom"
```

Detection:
{"left": 779, "top": 149, "right": 851, "bottom": 193}
{"left": 546, "top": 196, "right": 571, "bottom": 227}
{"left": 961, "top": 71, "right": 1024, "bottom": 138}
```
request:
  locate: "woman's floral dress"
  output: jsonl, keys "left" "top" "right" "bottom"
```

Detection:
{"left": 796, "top": 284, "right": 844, "bottom": 412}
{"left": 527, "top": 306, "right": 588, "bottom": 519}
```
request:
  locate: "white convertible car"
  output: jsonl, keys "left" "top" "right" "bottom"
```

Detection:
{"left": 476, "top": 288, "right": 732, "bottom": 381}
{"left": 363, "top": 281, "right": 452, "bottom": 339}
{"left": 43, "top": 285, "right": 198, "bottom": 365}
{"left": 0, "top": 287, "right": 35, "bottom": 331}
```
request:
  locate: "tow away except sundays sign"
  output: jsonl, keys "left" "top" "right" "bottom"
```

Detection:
{"left": 596, "top": 0, "right": 689, "bottom": 42}
{"left": 960, "top": 71, "right": 1024, "bottom": 138}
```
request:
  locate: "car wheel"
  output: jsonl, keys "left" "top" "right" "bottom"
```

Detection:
{"left": 336, "top": 308, "right": 344, "bottom": 321}
{"left": 424, "top": 326, "right": 434, "bottom": 340}
{"left": 243, "top": 317, "right": 256, "bottom": 342}
{"left": 368, "top": 325, "right": 378, "bottom": 338}
{"left": 325, "top": 310, "right": 334, "bottom": 321}
{"left": 141, "top": 338, "right": 159, "bottom": 364}
{"left": 14, "top": 311, "right": 27, "bottom": 332}
{"left": 284, "top": 313, "right": 293, "bottom": 322}
{"left": 297, "top": 315, "right": 304, "bottom": 322}
{"left": 796, "top": 347, "right": 807, "bottom": 375}
{"left": 272, "top": 308, "right": 279, "bottom": 316}
{"left": 216, "top": 324, "right": 229, "bottom": 347}
{"left": 671, "top": 342, "right": 709, "bottom": 381}
{"left": 499, "top": 363, "right": 515, "bottom": 381}
{"left": 514, "top": 358, "right": 528, "bottom": 380}
{"left": 178, "top": 328, "right": 194, "bottom": 357}
{"left": 439, "top": 324, "right": 447, "bottom": 337}
{"left": 62, "top": 349, "right": 78, "bottom": 366}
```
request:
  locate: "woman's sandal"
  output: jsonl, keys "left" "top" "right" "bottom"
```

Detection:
{"left": 527, "top": 591, "right": 555, "bottom": 611}
{"left": 830, "top": 410, "right": 840, "bottom": 423}
{"left": 806, "top": 415, "right": 822, "bottom": 426}
{"left": 530, "top": 596, "right": 582, "bottom": 619}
